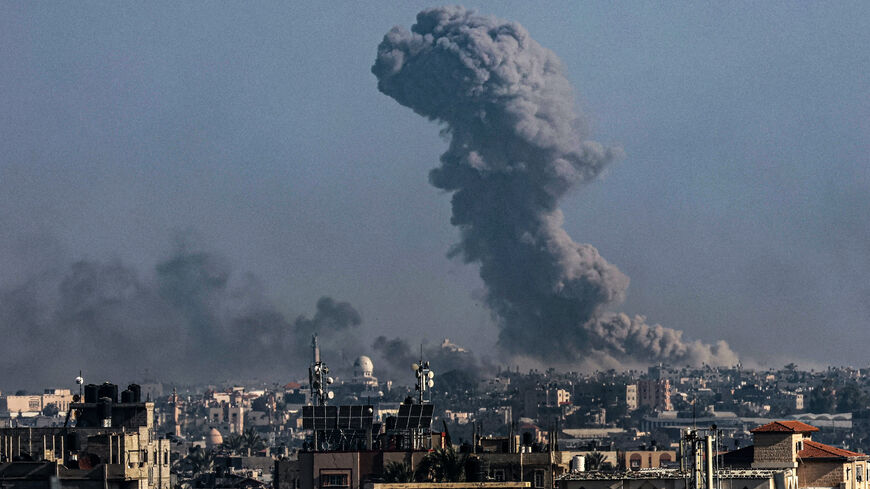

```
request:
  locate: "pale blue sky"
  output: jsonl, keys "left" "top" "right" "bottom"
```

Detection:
{"left": 1, "top": 2, "right": 868, "bottom": 371}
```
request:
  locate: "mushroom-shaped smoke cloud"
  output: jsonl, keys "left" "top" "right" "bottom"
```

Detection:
{"left": 373, "top": 7, "right": 736, "bottom": 367}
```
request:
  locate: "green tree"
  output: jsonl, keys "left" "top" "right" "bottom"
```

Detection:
{"left": 222, "top": 434, "right": 245, "bottom": 455}
{"left": 585, "top": 451, "right": 606, "bottom": 471}
{"left": 242, "top": 427, "right": 266, "bottom": 454}
{"left": 416, "top": 447, "right": 467, "bottom": 482}
{"left": 383, "top": 461, "right": 416, "bottom": 483}
{"left": 836, "top": 383, "right": 867, "bottom": 413}
{"left": 42, "top": 403, "right": 59, "bottom": 417}
{"left": 807, "top": 387, "right": 836, "bottom": 413}
{"left": 186, "top": 448, "right": 215, "bottom": 477}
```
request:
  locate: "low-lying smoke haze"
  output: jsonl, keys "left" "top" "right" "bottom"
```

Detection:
{"left": 373, "top": 7, "right": 736, "bottom": 367}
{"left": 0, "top": 238, "right": 365, "bottom": 390}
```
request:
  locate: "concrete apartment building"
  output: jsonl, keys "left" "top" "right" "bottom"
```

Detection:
{"left": 0, "top": 382, "right": 171, "bottom": 489}
{"left": 1, "top": 389, "right": 74, "bottom": 417}
{"left": 625, "top": 385, "right": 638, "bottom": 411}
{"left": 636, "top": 380, "right": 672, "bottom": 412}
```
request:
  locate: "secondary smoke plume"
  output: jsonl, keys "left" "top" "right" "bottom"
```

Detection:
{"left": 372, "top": 335, "right": 495, "bottom": 390}
{"left": 0, "top": 239, "right": 361, "bottom": 389}
{"left": 373, "top": 7, "right": 736, "bottom": 366}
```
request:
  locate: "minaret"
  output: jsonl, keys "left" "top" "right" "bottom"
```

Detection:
{"left": 171, "top": 388, "right": 181, "bottom": 437}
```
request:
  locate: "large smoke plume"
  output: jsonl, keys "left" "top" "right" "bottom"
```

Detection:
{"left": 0, "top": 238, "right": 362, "bottom": 389}
{"left": 373, "top": 7, "right": 736, "bottom": 367}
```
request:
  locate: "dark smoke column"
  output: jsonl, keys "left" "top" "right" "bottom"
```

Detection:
{"left": 373, "top": 7, "right": 736, "bottom": 367}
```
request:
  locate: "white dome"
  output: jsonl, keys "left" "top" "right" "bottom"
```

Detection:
{"left": 354, "top": 355, "right": 374, "bottom": 377}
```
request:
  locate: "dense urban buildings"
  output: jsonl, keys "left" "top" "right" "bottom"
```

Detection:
{"left": 5, "top": 351, "right": 870, "bottom": 489}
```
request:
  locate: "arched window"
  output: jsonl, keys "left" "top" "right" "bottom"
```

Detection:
{"left": 659, "top": 453, "right": 672, "bottom": 467}
{"left": 630, "top": 453, "right": 643, "bottom": 470}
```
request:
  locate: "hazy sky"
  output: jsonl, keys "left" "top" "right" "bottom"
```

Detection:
{"left": 1, "top": 2, "right": 869, "bottom": 380}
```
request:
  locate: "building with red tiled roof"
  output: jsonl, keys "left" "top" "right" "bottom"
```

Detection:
{"left": 723, "top": 420, "right": 868, "bottom": 489}
{"left": 799, "top": 439, "right": 864, "bottom": 460}
{"left": 751, "top": 420, "right": 820, "bottom": 434}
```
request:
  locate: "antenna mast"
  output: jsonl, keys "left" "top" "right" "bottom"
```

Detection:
{"left": 412, "top": 345, "right": 435, "bottom": 404}
{"left": 308, "top": 335, "right": 334, "bottom": 406}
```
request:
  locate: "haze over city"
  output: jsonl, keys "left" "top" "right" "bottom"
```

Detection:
{"left": 1, "top": 3, "right": 869, "bottom": 390}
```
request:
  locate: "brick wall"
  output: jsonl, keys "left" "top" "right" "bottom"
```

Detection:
{"left": 798, "top": 461, "right": 844, "bottom": 489}
{"left": 754, "top": 433, "right": 798, "bottom": 465}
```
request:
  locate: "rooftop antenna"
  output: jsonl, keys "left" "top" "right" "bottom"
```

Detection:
{"left": 412, "top": 344, "right": 435, "bottom": 404}
{"left": 308, "top": 334, "right": 334, "bottom": 406}
{"left": 75, "top": 370, "right": 84, "bottom": 399}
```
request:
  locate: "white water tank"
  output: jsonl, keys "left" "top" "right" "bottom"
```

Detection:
{"left": 571, "top": 455, "right": 585, "bottom": 472}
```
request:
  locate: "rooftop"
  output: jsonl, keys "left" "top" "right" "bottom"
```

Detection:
{"left": 798, "top": 440, "right": 866, "bottom": 460}
{"left": 750, "top": 421, "right": 819, "bottom": 434}
{"left": 559, "top": 469, "right": 787, "bottom": 481}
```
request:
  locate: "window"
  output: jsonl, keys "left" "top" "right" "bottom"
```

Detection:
{"left": 534, "top": 470, "right": 545, "bottom": 488}
{"left": 492, "top": 469, "right": 505, "bottom": 482}
{"left": 796, "top": 441, "right": 802, "bottom": 452}
{"left": 659, "top": 454, "right": 672, "bottom": 467}
{"left": 321, "top": 473, "right": 349, "bottom": 488}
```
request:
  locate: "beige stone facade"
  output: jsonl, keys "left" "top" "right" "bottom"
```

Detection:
{"left": 0, "top": 389, "right": 73, "bottom": 416}
{"left": 751, "top": 433, "right": 801, "bottom": 469}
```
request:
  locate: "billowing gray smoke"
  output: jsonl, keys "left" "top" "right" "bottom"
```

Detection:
{"left": 373, "top": 7, "right": 736, "bottom": 367}
{"left": 0, "top": 240, "right": 361, "bottom": 389}
{"left": 372, "top": 335, "right": 495, "bottom": 389}
{"left": 294, "top": 297, "right": 362, "bottom": 339}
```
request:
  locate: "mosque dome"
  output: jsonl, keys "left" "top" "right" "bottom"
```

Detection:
{"left": 206, "top": 427, "right": 223, "bottom": 448}
{"left": 354, "top": 355, "right": 374, "bottom": 377}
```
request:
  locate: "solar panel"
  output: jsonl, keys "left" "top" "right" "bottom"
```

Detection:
{"left": 409, "top": 404, "right": 422, "bottom": 428}
{"left": 389, "top": 404, "right": 434, "bottom": 430}
{"left": 303, "top": 405, "right": 374, "bottom": 430}
{"left": 419, "top": 404, "right": 434, "bottom": 428}
{"left": 395, "top": 404, "right": 411, "bottom": 430}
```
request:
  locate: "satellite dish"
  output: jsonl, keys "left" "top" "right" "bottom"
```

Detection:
{"left": 412, "top": 363, "right": 419, "bottom": 371}
{"left": 427, "top": 380, "right": 434, "bottom": 388}
{"left": 327, "top": 391, "right": 335, "bottom": 400}
{"left": 428, "top": 371, "right": 434, "bottom": 379}
{"left": 75, "top": 376, "right": 84, "bottom": 385}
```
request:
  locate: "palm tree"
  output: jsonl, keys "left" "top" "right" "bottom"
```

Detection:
{"left": 585, "top": 451, "right": 606, "bottom": 471}
{"left": 383, "top": 461, "right": 416, "bottom": 483}
{"left": 186, "top": 447, "right": 216, "bottom": 478}
{"left": 416, "top": 446, "right": 467, "bottom": 482}
{"left": 222, "top": 433, "right": 245, "bottom": 455}
{"left": 242, "top": 427, "right": 266, "bottom": 454}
